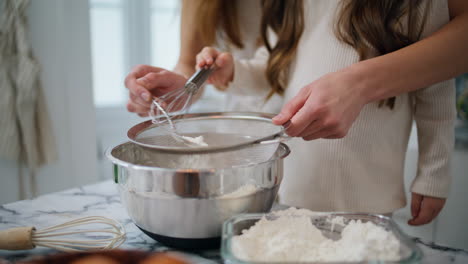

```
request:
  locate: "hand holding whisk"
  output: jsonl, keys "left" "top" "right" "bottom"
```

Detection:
{"left": 149, "top": 67, "right": 214, "bottom": 126}
{"left": 147, "top": 67, "right": 213, "bottom": 147}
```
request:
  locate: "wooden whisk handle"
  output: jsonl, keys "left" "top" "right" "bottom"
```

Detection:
{"left": 0, "top": 226, "right": 35, "bottom": 250}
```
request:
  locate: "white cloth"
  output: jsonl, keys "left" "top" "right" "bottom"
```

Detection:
{"left": 229, "top": 0, "right": 455, "bottom": 213}
{"left": 0, "top": 0, "right": 57, "bottom": 198}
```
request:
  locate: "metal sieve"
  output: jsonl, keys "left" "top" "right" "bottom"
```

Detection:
{"left": 127, "top": 112, "right": 289, "bottom": 155}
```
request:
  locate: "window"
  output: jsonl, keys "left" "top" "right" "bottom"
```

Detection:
{"left": 89, "top": 0, "right": 181, "bottom": 107}
{"left": 150, "top": 1, "right": 181, "bottom": 69}
{"left": 89, "top": 0, "right": 184, "bottom": 179}
{"left": 90, "top": 0, "right": 126, "bottom": 107}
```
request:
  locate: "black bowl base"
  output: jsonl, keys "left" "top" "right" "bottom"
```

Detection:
{"left": 137, "top": 226, "right": 221, "bottom": 250}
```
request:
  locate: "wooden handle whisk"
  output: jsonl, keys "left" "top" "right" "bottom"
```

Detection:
{"left": 0, "top": 216, "right": 125, "bottom": 252}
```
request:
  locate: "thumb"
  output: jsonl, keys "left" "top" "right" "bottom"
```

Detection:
{"left": 215, "top": 53, "right": 232, "bottom": 68}
{"left": 214, "top": 53, "right": 234, "bottom": 84}
{"left": 273, "top": 93, "right": 307, "bottom": 125}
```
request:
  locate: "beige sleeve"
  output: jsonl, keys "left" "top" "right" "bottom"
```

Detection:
{"left": 410, "top": 79, "right": 456, "bottom": 198}
{"left": 228, "top": 46, "right": 272, "bottom": 96}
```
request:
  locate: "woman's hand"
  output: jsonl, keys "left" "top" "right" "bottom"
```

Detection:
{"left": 408, "top": 193, "right": 446, "bottom": 226}
{"left": 196, "top": 47, "right": 234, "bottom": 89}
{"left": 272, "top": 67, "right": 368, "bottom": 140}
{"left": 124, "top": 64, "right": 187, "bottom": 116}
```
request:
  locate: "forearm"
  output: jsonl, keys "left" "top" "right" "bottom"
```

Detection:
{"left": 409, "top": 63, "right": 456, "bottom": 198}
{"left": 353, "top": 12, "right": 468, "bottom": 103}
{"left": 176, "top": 0, "right": 205, "bottom": 78}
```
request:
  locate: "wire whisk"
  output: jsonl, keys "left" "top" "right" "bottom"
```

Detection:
{"left": 0, "top": 216, "right": 126, "bottom": 252}
{"left": 149, "top": 67, "right": 213, "bottom": 126}
{"left": 148, "top": 67, "right": 213, "bottom": 147}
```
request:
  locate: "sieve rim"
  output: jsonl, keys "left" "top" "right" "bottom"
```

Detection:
{"left": 127, "top": 112, "right": 285, "bottom": 153}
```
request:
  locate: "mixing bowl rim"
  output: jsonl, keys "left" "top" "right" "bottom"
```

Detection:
{"left": 105, "top": 141, "right": 290, "bottom": 173}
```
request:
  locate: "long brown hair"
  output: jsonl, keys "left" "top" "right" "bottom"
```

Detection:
{"left": 194, "top": 0, "right": 243, "bottom": 48}
{"left": 261, "top": 0, "right": 304, "bottom": 99}
{"left": 261, "top": 0, "right": 430, "bottom": 107}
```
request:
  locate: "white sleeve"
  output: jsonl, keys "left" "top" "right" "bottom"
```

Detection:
{"left": 410, "top": 79, "right": 456, "bottom": 198}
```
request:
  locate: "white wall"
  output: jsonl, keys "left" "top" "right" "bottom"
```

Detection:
{"left": 0, "top": 0, "right": 98, "bottom": 204}
{"left": 435, "top": 149, "right": 468, "bottom": 249}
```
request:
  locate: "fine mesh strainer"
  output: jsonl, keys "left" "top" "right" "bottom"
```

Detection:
{"left": 113, "top": 140, "right": 284, "bottom": 169}
{"left": 127, "top": 112, "right": 289, "bottom": 158}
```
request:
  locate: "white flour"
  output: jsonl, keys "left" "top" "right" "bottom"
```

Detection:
{"left": 232, "top": 208, "right": 401, "bottom": 262}
{"left": 181, "top": 135, "right": 208, "bottom": 147}
{"left": 220, "top": 184, "right": 258, "bottom": 199}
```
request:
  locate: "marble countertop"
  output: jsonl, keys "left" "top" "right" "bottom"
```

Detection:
{"left": 1, "top": 180, "right": 467, "bottom": 263}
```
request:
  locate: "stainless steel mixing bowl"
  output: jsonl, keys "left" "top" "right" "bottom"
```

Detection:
{"left": 106, "top": 141, "right": 290, "bottom": 249}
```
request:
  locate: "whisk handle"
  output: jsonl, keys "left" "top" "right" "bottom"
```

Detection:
{"left": 185, "top": 67, "right": 213, "bottom": 93}
{"left": 0, "top": 226, "right": 35, "bottom": 250}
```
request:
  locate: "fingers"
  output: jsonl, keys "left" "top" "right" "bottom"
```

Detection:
{"left": 196, "top": 47, "right": 234, "bottom": 87}
{"left": 212, "top": 53, "right": 234, "bottom": 85}
{"left": 125, "top": 64, "right": 165, "bottom": 103}
{"left": 298, "top": 119, "right": 322, "bottom": 139}
{"left": 136, "top": 71, "right": 181, "bottom": 96}
{"left": 408, "top": 201, "right": 435, "bottom": 226}
{"left": 215, "top": 52, "right": 233, "bottom": 68}
{"left": 124, "top": 64, "right": 189, "bottom": 116}
{"left": 287, "top": 99, "right": 323, "bottom": 137}
{"left": 126, "top": 99, "right": 150, "bottom": 115}
{"left": 127, "top": 71, "right": 170, "bottom": 115}
{"left": 273, "top": 88, "right": 309, "bottom": 126}
{"left": 426, "top": 195, "right": 446, "bottom": 219}
{"left": 408, "top": 194, "right": 446, "bottom": 226}
{"left": 302, "top": 128, "right": 331, "bottom": 141}
{"left": 196, "top": 47, "right": 220, "bottom": 68}
{"left": 301, "top": 122, "right": 346, "bottom": 140}
{"left": 129, "top": 92, "right": 151, "bottom": 108}
{"left": 323, "top": 133, "right": 346, "bottom": 139}
{"left": 273, "top": 84, "right": 349, "bottom": 139}
{"left": 410, "top": 193, "right": 423, "bottom": 218}
{"left": 302, "top": 126, "right": 347, "bottom": 140}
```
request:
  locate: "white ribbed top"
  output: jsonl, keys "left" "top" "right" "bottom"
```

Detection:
{"left": 230, "top": 0, "right": 456, "bottom": 213}
{"left": 218, "top": 0, "right": 282, "bottom": 114}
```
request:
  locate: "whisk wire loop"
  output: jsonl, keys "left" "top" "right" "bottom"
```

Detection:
{"left": 29, "top": 216, "right": 126, "bottom": 252}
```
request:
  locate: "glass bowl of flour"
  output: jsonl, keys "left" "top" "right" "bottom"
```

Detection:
{"left": 222, "top": 208, "right": 422, "bottom": 263}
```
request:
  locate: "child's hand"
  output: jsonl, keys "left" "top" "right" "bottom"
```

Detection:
{"left": 125, "top": 64, "right": 187, "bottom": 116}
{"left": 408, "top": 192, "right": 446, "bottom": 226}
{"left": 196, "top": 47, "right": 234, "bottom": 89}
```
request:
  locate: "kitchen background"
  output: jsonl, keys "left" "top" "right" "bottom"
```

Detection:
{"left": 0, "top": 0, "right": 467, "bottom": 251}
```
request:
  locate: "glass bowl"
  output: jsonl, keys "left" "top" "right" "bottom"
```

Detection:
{"left": 221, "top": 212, "right": 422, "bottom": 264}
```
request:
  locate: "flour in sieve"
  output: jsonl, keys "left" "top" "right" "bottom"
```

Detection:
{"left": 181, "top": 135, "right": 208, "bottom": 147}
{"left": 232, "top": 208, "right": 401, "bottom": 262}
